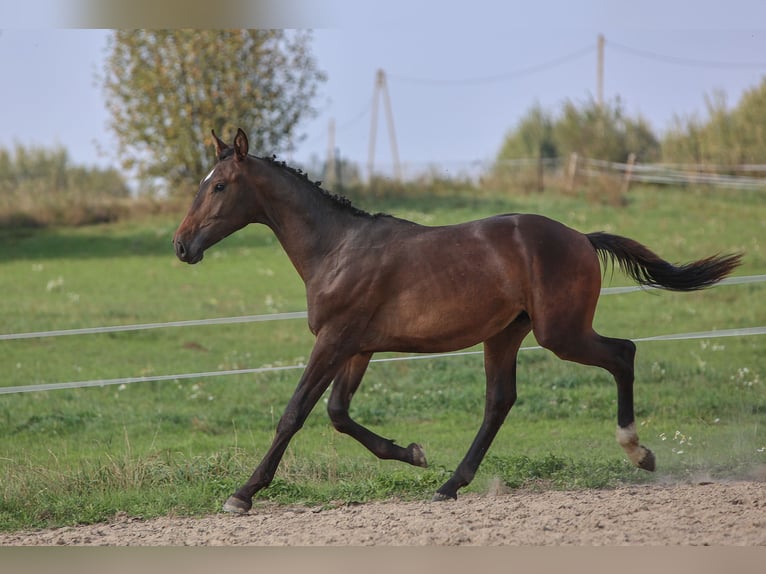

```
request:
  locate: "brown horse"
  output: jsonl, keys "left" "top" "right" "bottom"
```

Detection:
{"left": 173, "top": 129, "right": 742, "bottom": 514}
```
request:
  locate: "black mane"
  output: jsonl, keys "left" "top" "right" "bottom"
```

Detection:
{"left": 262, "top": 155, "right": 388, "bottom": 219}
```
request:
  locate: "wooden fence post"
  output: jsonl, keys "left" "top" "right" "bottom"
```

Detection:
{"left": 621, "top": 153, "right": 636, "bottom": 195}
{"left": 567, "top": 152, "right": 578, "bottom": 193}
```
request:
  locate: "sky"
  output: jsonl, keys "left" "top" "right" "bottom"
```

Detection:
{"left": 3, "top": 1, "right": 766, "bottom": 182}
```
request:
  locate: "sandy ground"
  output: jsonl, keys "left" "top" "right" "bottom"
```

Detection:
{"left": 1, "top": 480, "right": 764, "bottom": 546}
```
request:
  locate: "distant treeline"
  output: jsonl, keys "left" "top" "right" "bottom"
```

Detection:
{"left": 0, "top": 144, "right": 137, "bottom": 228}
{"left": 495, "top": 76, "right": 766, "bottom": 169}
{"left": 0, "top": 144, "right": 129, "bottom": 198}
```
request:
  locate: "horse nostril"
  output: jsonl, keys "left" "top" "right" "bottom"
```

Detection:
{"left": 175, "top": 239, "right": 187, "bottom": 260}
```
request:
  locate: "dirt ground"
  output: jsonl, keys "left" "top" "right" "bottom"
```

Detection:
{"left": 1, "top": 479, "right": 764, "bottom": 546}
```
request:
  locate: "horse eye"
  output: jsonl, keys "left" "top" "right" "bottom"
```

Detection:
{"left": 213, "top": 182, "right": 226, "bottom": 192}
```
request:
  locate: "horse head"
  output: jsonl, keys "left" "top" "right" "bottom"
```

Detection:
{"left": 173, "top": 128, "right": 257, "bottom": 264}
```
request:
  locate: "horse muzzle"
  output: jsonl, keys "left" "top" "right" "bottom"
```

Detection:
{"left": 173, "top": 236, "right": 204, "bottom": 264}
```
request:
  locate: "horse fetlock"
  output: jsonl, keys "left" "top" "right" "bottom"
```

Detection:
{"left": 616, "top": 423, "right": 656, "bottom": 471}
{"left": 408, "top": 443, "right": 428, "bottom": 468}
{"left": 433, "top": 475, "right": 464, "bottom": 501}
{"left": 222, "top": 495, "right": 252, "bottom": 515}
{"left": 431, "top": 491, "right": 457, "bottom": 502}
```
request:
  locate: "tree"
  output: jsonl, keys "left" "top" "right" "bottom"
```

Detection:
{"left": 663, "top": 81, "right": 766, "bottom": 167}
{"left": 101, "top": 30, "right": 326, "bottom": 194}
{"left": 553, "top": 96, "right": 659, "bottom": 163}
{"left": 0, "top": 143, "right": 129, "bottom": 198}
{"left": 492, "top": 104, "right": 557, "bottom": 192}
{"left": 493, "top": 97, "right": 660, "bottom": 192}
{"left": 496, "top": 103, "right": 557, "bottom": 161}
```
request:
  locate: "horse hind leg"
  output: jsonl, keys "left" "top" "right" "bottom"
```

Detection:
{"left": 327, "top": 353, "right": 427, "bottom": 467}
{"left": 529, "top": 227, "right": 656, "bottom": 472}
{"left": 598, "top": 334, "right": 655, "bottom": 471}
{"left": 534, "top": 322, "right": 655, "bottom": 472}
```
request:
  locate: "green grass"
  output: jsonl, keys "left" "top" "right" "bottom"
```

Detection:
{"left": 1, "top": 184, "right": 764, "bottom": 532}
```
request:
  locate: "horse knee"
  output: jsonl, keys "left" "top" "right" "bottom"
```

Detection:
{"left": 276, "top": 409, "right": 303, "bottom": 435}
{"left": 483, "top": 385, "right": 517, "bottom": 427}
{"left": 327, "top": 401, "right": 351, "bottom": 433}
{"left": 496, "top": 387, "right": 517, "bottom": 415}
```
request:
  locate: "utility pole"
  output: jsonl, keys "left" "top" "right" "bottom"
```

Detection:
{"left": 367, "top": 69, "right": 402, "bottom": 182}
{"left": 597, "top": 33, "right": 605, "bottom": 108}
{"left": 367, "top": 73, "right": 380, "bottom": 182}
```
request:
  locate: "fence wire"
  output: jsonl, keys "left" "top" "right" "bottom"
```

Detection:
{"left": 2, "top": 275, "right": 763, "bottom": 342}
{"left": 1, "top": 325, "right": 764, "bottom": 396}
{"left": 3, "top": 272, "right": 763, "bottom": 396}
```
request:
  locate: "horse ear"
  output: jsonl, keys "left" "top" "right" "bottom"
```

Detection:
{"left": 234, "top": 128, "right": 249, "bottom": 161}
{"left": 211, "top": 129, "right": 228, "bottom": 159}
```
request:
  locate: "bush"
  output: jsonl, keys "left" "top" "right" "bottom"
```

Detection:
{"left": 0, "top": 143, "right": 131, "bottom": 228}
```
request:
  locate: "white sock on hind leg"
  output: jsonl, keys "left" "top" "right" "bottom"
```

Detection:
{"left": 616, "top": 422, "right": 650, "bottom": 467}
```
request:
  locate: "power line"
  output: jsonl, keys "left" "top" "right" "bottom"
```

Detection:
{"left": 608, "top": 40, "right": 766, "bottom": 70}
{"left": 296, "top": 101, "right": 371, "bottom": 156}
{"left": 387, "top": 44, "right": 596, "bottom": 86}
{"left": 336, "top": 101, "right": 372, "bottom": 132}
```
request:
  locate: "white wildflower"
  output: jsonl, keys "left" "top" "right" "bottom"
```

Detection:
{"left": 46, "top": 276, "right": 64, "bottom": 291}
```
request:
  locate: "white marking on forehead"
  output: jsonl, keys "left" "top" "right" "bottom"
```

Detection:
{"left": 201, "top": 167, "right": 217, "bottom": 184}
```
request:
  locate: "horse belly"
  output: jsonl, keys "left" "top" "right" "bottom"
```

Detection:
{"left": 367, "top": 269, "right": 523, "bottom": 353}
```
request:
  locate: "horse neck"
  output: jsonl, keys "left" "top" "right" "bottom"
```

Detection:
{"left": 254, "top": 160, "right": 361, "bottom": 283}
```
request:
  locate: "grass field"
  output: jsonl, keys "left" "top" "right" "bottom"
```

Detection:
{"left": 1, "top": 183, "right": 764, "bottom": 532}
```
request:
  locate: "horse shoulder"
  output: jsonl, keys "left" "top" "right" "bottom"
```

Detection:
{"left": 303, "top": 218, "right": 411, "bottom": 333}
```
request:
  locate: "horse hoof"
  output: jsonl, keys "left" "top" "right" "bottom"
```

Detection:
{"left": 408, "top": 443, "right": 427, "bottom": 468}
{"left": 222, "top": 496, "right": 252, "bottom": 515}
{"left": 431, "top": 492, "right": 456, "bottom": 502}
{"left": 638, "top": 448, "right": 656, "bottom": 472}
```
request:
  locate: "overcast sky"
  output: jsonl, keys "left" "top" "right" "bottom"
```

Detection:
{"left": 3, "top": 1, "right": 766, "bottom": 180}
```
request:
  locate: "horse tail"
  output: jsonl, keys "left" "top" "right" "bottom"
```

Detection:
{"left": 586, "top": 232, "right": 742, "bottom": 291}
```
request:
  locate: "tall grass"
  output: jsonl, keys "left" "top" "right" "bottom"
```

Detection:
{"left": 0, "top": 183, "right": 763, "bottom": 532}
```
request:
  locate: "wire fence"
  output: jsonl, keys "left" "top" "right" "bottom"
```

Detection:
{"left": 2, "top": 275, "right": 764, "bottom": 342}
{"left": 1, "top": 325, "right": 764, "bottom": 396}
{"left": 581, "top": 158, "right": 766, "bottom": 190}
{"left": 370, "top": 155, "right": 766, "bottom": 193}
{"left": 2, "top": 275, "right": 764, "bottom": 396}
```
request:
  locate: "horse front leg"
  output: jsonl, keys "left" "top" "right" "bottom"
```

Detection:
{"left": 223, "top": 341, "right": 346, "bottom": 514}
{"left": 328, "top": 352, "right": 427, "bottom": 467}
